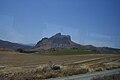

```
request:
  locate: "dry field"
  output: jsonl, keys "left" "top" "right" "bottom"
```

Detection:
{"left": 0, "top": 51, "right": 109, "bottom": 67}
{"left": 0, "top": 51, "right": 120, "bottom": 80}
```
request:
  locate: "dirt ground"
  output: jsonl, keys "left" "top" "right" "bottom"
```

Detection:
{"left": 0, "top": 51, "right": 115, "bottom": 67}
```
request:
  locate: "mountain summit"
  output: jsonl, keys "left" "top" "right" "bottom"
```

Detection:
{"left": 35, "top": 33, "right": 80, "bottom": 50}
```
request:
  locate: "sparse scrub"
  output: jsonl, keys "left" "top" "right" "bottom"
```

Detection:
{"left": 61, "top": 66, "right": 88, "bottom": 76}
{"left": 0, "top": 63, "right": 119, "bottom": 80}
{"left": 0, "top": 65, "right": 89, "bottom": 80}
{"left": 84, "top": 62, "right": 120, "bottom": 72}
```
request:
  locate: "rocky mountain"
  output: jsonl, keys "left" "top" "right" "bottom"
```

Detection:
{"left": 0, "top": 39, "right": 32, "bottom": 50}
{"left": 35, "top": 33, "right": 120, "bottom": 53}
{"left": 35, "top": 33, "right": 81, "bottom": 50}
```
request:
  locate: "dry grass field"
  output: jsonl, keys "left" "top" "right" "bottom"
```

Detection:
{"left": 0, "top": 51, "right": 120, "bottom": 80}
{"left": 0, "top": 51, "right": 108, "bottom": 67}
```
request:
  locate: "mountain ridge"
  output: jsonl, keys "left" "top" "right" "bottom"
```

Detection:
{"left": 35, "top": 33, "right": 120, "bottom": 53}
{"left": 0, "top": 33, "right": 120, "bottom": 53}
{"left": 0, "top": 39, "right": 32, "bottom": 50}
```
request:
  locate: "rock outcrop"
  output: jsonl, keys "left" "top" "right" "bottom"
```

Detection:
{"left": 35, "top": 33, "right": 81, "bottom": 50}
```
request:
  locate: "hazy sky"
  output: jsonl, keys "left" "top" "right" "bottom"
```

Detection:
{"left": 0, "top": 0, "right": 120, "bottom": 48}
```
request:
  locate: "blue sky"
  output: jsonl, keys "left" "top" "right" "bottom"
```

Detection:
{"left": 0, "top": 0, "right": 120, "bottom": 48}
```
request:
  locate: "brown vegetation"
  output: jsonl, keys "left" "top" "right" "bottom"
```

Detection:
{"left": 0, "top": 51, "right": 107, "bottom": 66}
{"left": 0, "top": 51, "right": 120, "bottom": 80}
{"left": 0, "top": 64, "right": 89, "bottom": 80}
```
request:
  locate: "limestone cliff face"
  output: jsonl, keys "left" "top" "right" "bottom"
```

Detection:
{"left": 35, "top": 33, "right": 80, "bottom": 50}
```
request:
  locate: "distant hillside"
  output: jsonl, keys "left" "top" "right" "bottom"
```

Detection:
{"left": 0, "top": 39, "right": 32, "bottom": 50}
{"left": 97, "top": 47, "right": 120, "bottom": 53}
{"left": 35, "top": 33, "right": 120, "bottom": 53}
